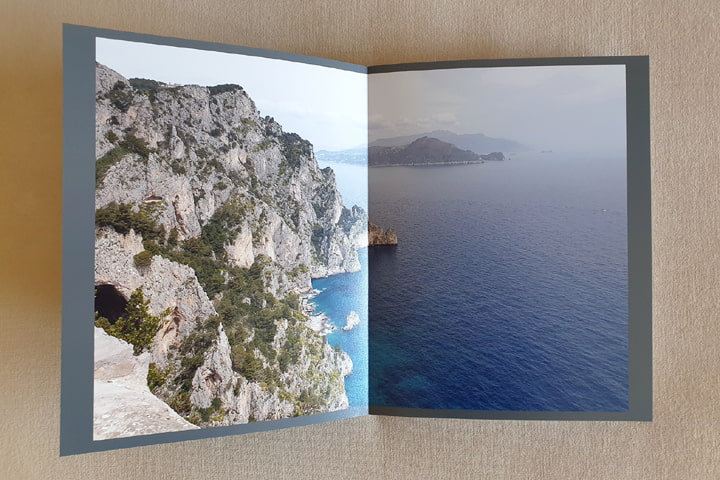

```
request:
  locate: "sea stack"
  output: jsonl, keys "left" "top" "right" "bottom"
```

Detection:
{"left": 368, "top": 222, "right": 398, "bottom": 246}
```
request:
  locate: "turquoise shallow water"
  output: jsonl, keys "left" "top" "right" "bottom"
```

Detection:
{"left": 311, "top": 248, "right": 369, "bottom": 407}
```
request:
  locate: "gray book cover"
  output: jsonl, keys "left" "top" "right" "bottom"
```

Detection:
{"left": 62, "top": 24, "right": 650, "bottom": 455}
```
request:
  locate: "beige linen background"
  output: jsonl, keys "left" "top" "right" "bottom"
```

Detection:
{"left": 2, "top": 0, "right": 718, "bottom": 478}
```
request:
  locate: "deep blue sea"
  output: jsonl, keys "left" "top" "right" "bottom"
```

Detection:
{"left": 311, "top": 248, "right": 369, "bottom": 407}
{"left": 368, "top": 153, "right": 629, "bottom": 411}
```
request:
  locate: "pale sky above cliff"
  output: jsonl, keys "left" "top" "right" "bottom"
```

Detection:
{"left": 96, "top": 38, "right": 367, "bottom": 152}
{"left": 369, "top": 65, "right": 627, "bottom": 155}
{"left": 97, "top": 38, "right": 626, "bottom": 155}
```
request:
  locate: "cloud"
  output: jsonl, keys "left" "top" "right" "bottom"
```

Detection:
{"left": 433, "top": 112, "right": 458, "bottom": 126}
{"left": 369, "top": 64, "right": 627, "bottom": 152}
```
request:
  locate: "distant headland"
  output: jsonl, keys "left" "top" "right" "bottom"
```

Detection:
{"left": 369, "top": 136, "right": 505, "bottom": 167}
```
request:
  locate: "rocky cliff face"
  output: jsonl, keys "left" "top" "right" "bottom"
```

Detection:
{"left": 94, "top": 227, "right": 217, "bottom": 363}
{"left": 93, "top": 327, "right": 199, "bottom": 440}
{"left": 93, "top": 63, "right": 365, "bottom": 437}
{"left": 96, "top": 63, "right": 366, "bottom": 292}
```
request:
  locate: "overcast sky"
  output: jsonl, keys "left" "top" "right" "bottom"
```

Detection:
{"left": 369, "top": 65, "right": 627, "bottom": 154}
{"left": 96, "top": 38, "right": 367, "bottom": 151}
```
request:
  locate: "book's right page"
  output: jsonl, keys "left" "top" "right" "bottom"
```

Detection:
{"left": 367, "top": 58, "right": 651, "bottom": 420}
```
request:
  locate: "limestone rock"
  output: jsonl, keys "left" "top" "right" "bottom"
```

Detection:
{"left": 368, "top": 222, "right": 398, "bottom": 246}
{"left": 95, "top": 63, "right": 366, "bottom": 266}
{"left": 94, "top": 227, "right": 217, "bottom": 366}
{"left": 93, "top": 62, "right": 362, "bottom": 433}
{"left": 342, "top": 311, "right": 361, "bottom": 331}
{"left": 225, "top": 226, "right": 254, "bottom": 268}
{"left": 190, "top": 323, "right": 235, "bottom": 409}
{"left": 93, "top": 327, "right": 198, "bottom": 440}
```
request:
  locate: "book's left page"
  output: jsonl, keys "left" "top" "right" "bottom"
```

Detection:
{"left": 62, "top": 25, "right": 369, "bottom": 455}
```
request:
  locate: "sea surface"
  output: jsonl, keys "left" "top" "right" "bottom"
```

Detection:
{"left": 311, "top": 248, "right": 369, "bottom": 407}
{"left": 312, "top": 160, "right": 369, "bottom": 408}
{"left": 368, "top": 153, "right": 629, "bottom": 411}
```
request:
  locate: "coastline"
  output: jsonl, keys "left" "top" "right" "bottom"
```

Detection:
{"left": 370, "top": 160, "right": 485, "bottom": 167}
{"left": 300, "top": 289, "right": 336, "bottom": 335}
{"left": 311, "top": 247, "right": 369, "bottom": 408}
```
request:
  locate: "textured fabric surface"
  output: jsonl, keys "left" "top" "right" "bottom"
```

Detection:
{"left": 2, "top": 0, "right": 719, "bottom": 478}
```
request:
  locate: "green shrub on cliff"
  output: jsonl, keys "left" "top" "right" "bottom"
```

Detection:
{"left": 133, "top": 250, "right": 154, "bottom": 268}
{"left": 147, "top": 362, "right": 167, "bottom": 391}
{"left": 96, "top": 133, "right": 153, "bottom": 186}
{"left": 167, "top": 392, "right": 192, "bottom": 415}
{"left": 104, "top": 130, "right": 119, "bottom": 143}
{"left": 208, "top": 84, "right": 242, "bottom": 95}
{"left": 120, "top": 133, "right": 152, "bottom": 159}
{"left": 278, "top": 132, "right": 312, "bottom": 169}
{"left": 95, "top": 202, "right": 163, "bottom": 241}
{"left": 96, "top": 146, "right": 128, "bottom": 186}
{"left": 129, "top": 78, "right": 161, "bottom": 101}
{"left": 198, "top": 397, "right": 225, "bottom": 422}
{"left": 95, "top": 287, "right": 165, "bottom": 355}
{"left": 107, "top": 81, "right": 133, "bottom": 112}
{"left": 238, "top": 349, "right": 264, "bottom": 381}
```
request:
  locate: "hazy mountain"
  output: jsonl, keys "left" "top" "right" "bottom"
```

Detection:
{"left": 370, "top": 130, "right": 530, "bottom": 154}
{"left": 369, "top": 136, "right": 504, "bottom": 166}
{"left": 315, "top": 146, "right": 367, "bottom": 165}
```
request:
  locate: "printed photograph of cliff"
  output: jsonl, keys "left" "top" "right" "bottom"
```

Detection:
{"left": 92, "top": 39, "right": 368, "bottom": 440}
{"left": 368, "top": 65, "right": 631, "bottom": 412}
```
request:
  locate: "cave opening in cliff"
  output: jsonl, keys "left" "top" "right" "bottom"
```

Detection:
{"left": 94, "top": 284, "right": 128, "bottom": 324}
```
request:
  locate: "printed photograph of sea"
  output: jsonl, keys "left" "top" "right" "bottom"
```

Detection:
{"left": 368, "top": 65, "right": 630, "bottom": 412}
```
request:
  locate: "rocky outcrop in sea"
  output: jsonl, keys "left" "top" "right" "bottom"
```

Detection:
{"left": 342, "top": 311, "right": 360, "bottom": 331}
{"left": 368, "top": 222, "right": 398, "bottom": 246}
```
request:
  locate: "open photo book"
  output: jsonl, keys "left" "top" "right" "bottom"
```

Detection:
{"left": 61, "top": 25, "right": 651, "bottom": 455}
